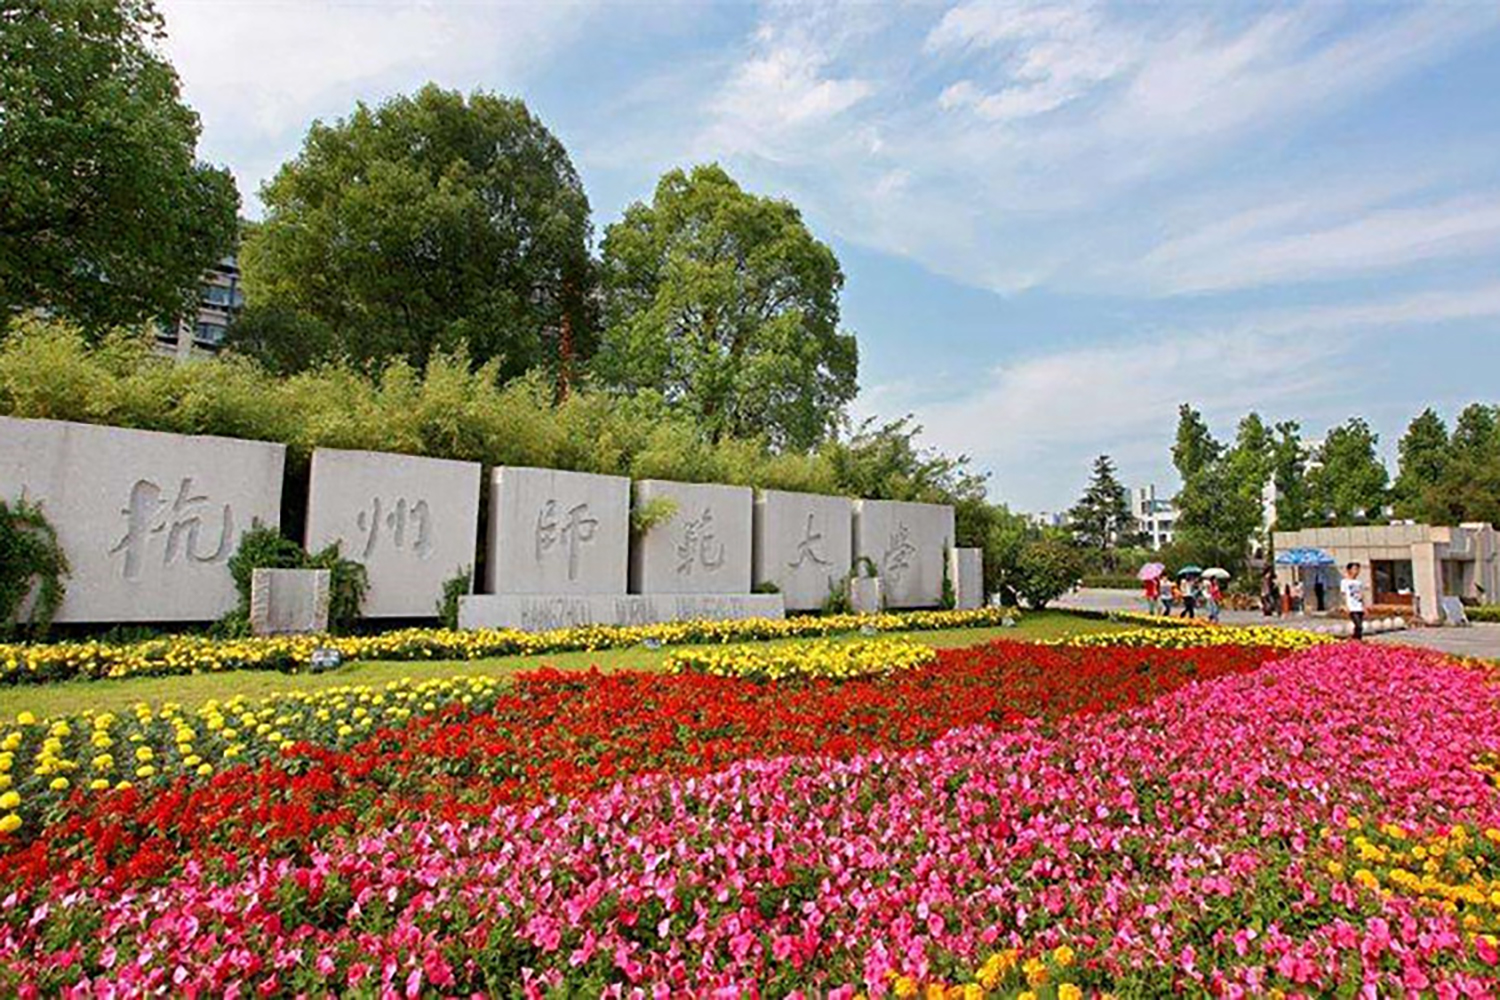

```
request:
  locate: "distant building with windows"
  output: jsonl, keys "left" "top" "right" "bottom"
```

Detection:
{"left": 1027, "top": 511, "right": 1068, "bottom": 532}
{"left": 154, "top": 256, "right": 243, "bottom": 360}
{"left": 1132, "top": 484, "right": 1177, "bottom": 550}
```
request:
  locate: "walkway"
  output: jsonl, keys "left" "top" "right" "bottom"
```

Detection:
{"left": 1054, "top": 587, "right": 1500, "bottom": 660}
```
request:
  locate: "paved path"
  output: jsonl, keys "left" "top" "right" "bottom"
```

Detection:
{"left": 1054, "top": 587, "right": 1500, "bottom": 660}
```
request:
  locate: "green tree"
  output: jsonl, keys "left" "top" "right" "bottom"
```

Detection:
{"left": 822, "top": 416, "right": 984, "bottom": 505}
{"left": 1307, "top": 418, "right": 1389, "bottom": 525}
{"left": 1171, "top": 403, "right": 1221, "bottom": 483}
{"left": 0, "top": 0, "right": 239, "bottom": 330}
{"left": 1173, "top": 461, "right": 1262, "bottom": 575}
{"left": 242, "top": 84, "right": 593, "bottom": 377}
{"left": 596, "top": 164, "right": 858, "bottom": 449}
{"left": 1393, "top": 408, "right": 1449, "bottom": 518}
{"left": 1013, "top": 537, "right": 1084, "bottom": 609}
{"left": 1067, "top": 454, "right": 1140, "bottom": 570}
{"left": 1268, "top": 420, "right": 1309, "bottom": 533}
{"left": 1421, "top": 404, "right": 1500, "bottom": 526}
{"left": 221, "top": 303, "right": 338, "bottom": 376}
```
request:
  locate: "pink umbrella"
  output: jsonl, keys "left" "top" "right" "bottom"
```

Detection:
{"left": 1137, "top": 562, "right": 1166, "bottom": 581}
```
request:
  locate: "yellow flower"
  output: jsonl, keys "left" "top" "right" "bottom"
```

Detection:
{"left": 0, "top": 813, "right": 20, "bottom": 833}
{"left": 135, "top": 765, "right": 156, "bottom": 778}
{"left": 88, "top": 778, "right": 109, "bottom": 791}
{"left": 893, "top": 976, "right": 918, "bottom": 999}
{"left": 135, "top": 746, "right": 153, "bottom": 762}
{"left": 1058, "top": 986, "right": 1083, "bottom": 1000}
{"left": 924, "top": 985, "right": 945, "bottom": 1000}
{"left": 1053, "top": 944, "right": 1076, "bottom": 967}
{"left": 0, "top": 790, "right": 18, "bottom": 811}
{"left": 49, "top": 777, "right": 69, "bottom": 791}
{"left": 16, "top": 712, "right": 35, "bottom": 726}
{"left": 1023, "top": 956, "right": 1048, "bottom": 987}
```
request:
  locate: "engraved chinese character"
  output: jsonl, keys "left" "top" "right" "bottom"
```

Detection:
{"left": 356, "top": 497, "right": 433, "bottom": 559}
{"left": 110, "top": 476, "right": 235, "bottom": 580}
{"left": 676, "top": 507, "right": 726, "bottom": 575}
{"left": 881, "top": 522, "right": 917, "bottom": 584}
{"left": 535, "top": 499, "right": 598, "bottom": 580}
{"left": 788, "top": 512, "right": 831, "bottom": 570}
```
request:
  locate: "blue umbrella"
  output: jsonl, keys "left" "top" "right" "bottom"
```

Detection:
{"left": 1275, "top": 547, "right": 1335, "bottom": 567}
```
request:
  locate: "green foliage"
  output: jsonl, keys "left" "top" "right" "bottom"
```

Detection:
{"left": 820, "top": 577, "right": 853, "bottom": 615}
{"left": 1013, "top": 538, "right": 1083, "bottom": 610}
{"left": 1171, "top": 406, "right": 1260, "bottom": 576}
{"left": 1269, "top": 421, "right": 1308, "bottom": 532}
{"left": 751, "top": 581, "right": 781, "bottom": 595}
{"left": 436, "top": 567, "right": 473, "bottom": 630}
{"left": 0, "top": 497, "right": 69, "bottom": 636}
{"left": 630, "top": 496, "right": 679, "bottom": 536}
{"left": 225, "top": 524, "right": 367, "bottom": 634}
{"left": 1067, "top": 454, "right": 1140, "bottom": 569}
{"left": 0, "top": 0, "right": 239, "bottom": 330}
{"left": 1307, "top": 417, "right": 1389, "bottom": 525}
{"left": 595, "top": 164, "right": 858, "bottom": 449}
{"left": 220, "top": 303, "right": 339, "bottom": 377}
{"left": 242, "top": 84, "right": 594, "bottom": 378}
{"left": 1403, "top": 404, "right": 1500, "bottom": 527}
{"left": 1393, "top": 408, "right": 1448, "bottom": 516}
{"left": 1171, "top": 403, "right": 1221, "bottom": 484}
{"left": 940, "top": 545, "right": 956, "bottom": 610}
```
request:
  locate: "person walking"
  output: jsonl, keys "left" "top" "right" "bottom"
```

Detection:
{"left": 1181, "top": 577, "right": 1197, "bottom": 619}
{"left": 1292, "top": 579, "right": 1305, "bottom": 615}
{"left": 1314, "top": 576, "right": 1326, "bottom": 613}
{"left": 1340, "top": 562, "right": 1366, "bottom": 640}
{"left": 1161, "top": 579, "right": 1177, "bottom": 617}
{"left": 1206, "top": 578, "right": 1223, "bottom": 624}
{"left": 1143, "top": 575, "right": 1160, "bottom": 615}
{"left": 1261, "top": 567, "right": 1276, "bottom": 616}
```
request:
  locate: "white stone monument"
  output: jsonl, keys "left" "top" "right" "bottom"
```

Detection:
{"left": 631, "top": 480, "right": 753, "bottom": 595}
{"left": 752, "top": 489, "right": 853, "bottom": 611}
{"left": 950, "top": 547, "right": 984, "bottom": 610}
{"left": 458, "top": 592, "right": 785, "bottom": 631}
{"left": 852, "top": 499, "right": 955, "bottom": 609}
{"left": 249, "top": 568, "right": 330, "bottom": 635}
{"left": 304, "top": 448, "right": 480, "bottom": 617}
{"left": 0, "top": 416, "right": 285, "bottom": 622}
{"left": 485, "top": 467, "right": 630, "bottom": 594}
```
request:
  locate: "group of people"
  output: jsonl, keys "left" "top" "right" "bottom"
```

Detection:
{"left": 1141, "top": 573, "right": 1222, "bottom": 623}
{"left": 1258, "top": 569, "right": 1327, "bottom": 617}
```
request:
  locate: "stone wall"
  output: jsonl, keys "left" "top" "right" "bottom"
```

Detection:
{"left": 0, "top": 416, "right": 284, "bottom": 622}
{"left": 852, "top": 499, "right": 955, "bottom": 609}
{"left": 484, "top": 467, "right": 630, "bottom": 595}
{"left": 752, "top": 489, "right": 853, "bottom": 611}
{"left": 458, "top": 593, "right": 785, "bottom": 630}
{"left": 631, "top": 480, "right": 753, "bottom": 595}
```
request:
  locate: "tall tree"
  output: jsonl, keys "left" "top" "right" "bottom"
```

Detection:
{"left": 596, "top": 164, "right": 858, "bottom": 450}
{"left": 241, "top": 84, "right": 593, "bottom": 377}
{"left": 1269, "top": 421, "right": 1309, "bottom": 533}
{"left": 1393, "top": 408, "right": 1449, "bottom": 518}
{"left": 1307, "top": 418, "right": 1389, "bottom": 525}
{"left": 1067, "top": 454, "right": 1139, "bottom": 570}
{"left": 1422, "top": 404, "right": 1500, "bottom": 526}
{"left": 0, "top": 0, "right": 239, "bottom": 330}
{"left": 1172, "top": 403, "right": 1222, "bottom": 485}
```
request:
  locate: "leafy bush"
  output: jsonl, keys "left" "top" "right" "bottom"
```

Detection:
{"left": 1467, "top": 605, "right": 1500, "bottom": 623}
{"left": 1080, "top": 574, "right": 1142, "bottom": 590}
{"left": 437, "top": 566, "right": 473, "bottom": 629}
{"left": 1014, "top": 539, "right": 1084, "bottom": 609}
{"left": 630, "top": 496, "right": 679, "bottom": 536}
{"left": 0, "top": 497, "right": 69, "bottom": 636}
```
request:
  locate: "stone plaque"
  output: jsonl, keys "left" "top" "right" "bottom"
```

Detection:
{"left": 457, "top": 592, "right": 785, "bottom": 631}
{"left": 249, "top": 568, "right": 330, "bottom": 635}
{"left": 849, "top": 576, "right": 882, "bottom": 614}
{"left": 485, "top": 467, "right": 630, "bottom": 594}
{"left": 0, "top": 416, "right": 285, "bottom": 622}
{"left": 305, "top": 448, "right": 480, "bottom": 618}
{"left": 753, "top": 489, "right": 853, "bottom": 611}
{"left": 852, "top": 499, "right": 955, "bottom": 609}
{"left": 631, "top": 480, "right": 753, "bottom": 595}
{"left": 951, "top": 547, "right": 984, "bottom": 610}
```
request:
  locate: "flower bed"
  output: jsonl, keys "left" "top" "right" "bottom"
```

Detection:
{"left": 0, "top": 640, "right": 1283, "bottom": 887}
{"left": 0, "top": 644, "right": 1496, "bottom": 995}
{"left": 0, "top": 607, "right": 1015, "bottom": 686}
{"left": 665, "top": 636, "right": 937, "bottom": 680}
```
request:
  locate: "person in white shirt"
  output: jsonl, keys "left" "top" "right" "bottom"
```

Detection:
{"left": 1339, "top": 562, "right": 1366, "bottom": 640}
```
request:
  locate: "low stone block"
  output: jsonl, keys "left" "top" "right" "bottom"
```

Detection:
{"left": 752, "top": 490, "right": 853, "bottom": 611}
{"left": 305, "top": 448, "right": 480, "bottom": 618}
{"left": 0, "top": 416, "right": 285, "bottom": 623}
{"left": 457, "top": 592, "right": 785, "bottom": 631}
{"left": 249, "top": 568, "right": 330, "bottom": 635}
{"left": 485, "top": 467, "right": 630, "bottom": 594}
{"left": 951, "top": 547, "right": 983, "bottom": 609}
{"left": 631, "top": 480, "right": 753, "bottom": 595}
{"left": 849, "top": 576, "right": 882, "bottom": 614}
{"left": 852, "top": 500, "right": 955, "bottom": 608}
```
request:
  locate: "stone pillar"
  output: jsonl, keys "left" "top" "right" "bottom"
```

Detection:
{"left": 1411, "top": 542, "right": 1442, "bottom": 624}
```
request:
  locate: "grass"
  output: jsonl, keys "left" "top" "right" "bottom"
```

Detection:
{"left": 0, "top": 611, "right": 1121, "bottom": 720}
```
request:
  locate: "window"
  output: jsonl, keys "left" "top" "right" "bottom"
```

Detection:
{"left": 194, "top": 321, "right": 227, "bottom": 346}
{"left": 1372, "top": 559, "right": 1414, "bottom": 600}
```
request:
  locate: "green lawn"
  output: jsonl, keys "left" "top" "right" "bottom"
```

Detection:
{"left": 0, "top": 611, "right": 1121, "bottom": 720}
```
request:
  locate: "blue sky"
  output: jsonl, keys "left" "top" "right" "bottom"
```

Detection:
{"left": 158, "top": 0, "right": 1500, "bottom": 512}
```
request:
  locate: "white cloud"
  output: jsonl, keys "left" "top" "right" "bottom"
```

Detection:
{"left": 158, "top": 0, "right": 594, "bottom": 209}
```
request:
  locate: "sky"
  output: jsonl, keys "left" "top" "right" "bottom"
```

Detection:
{"left": 156, "top": 0, "right": 1500, "bottom": 513}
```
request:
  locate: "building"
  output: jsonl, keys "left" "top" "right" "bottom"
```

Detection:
{"left": 154, "top": 256, "right": 243, "bottom": 360}
{"left": 1026, "top": 511, "right": 1068, "bottom": 531}
{"left": 1272, "top": 523, "right": 1499, "bottom": 623}
{"left": 1132, "top": 485, "right": 1177, "bottom": 550}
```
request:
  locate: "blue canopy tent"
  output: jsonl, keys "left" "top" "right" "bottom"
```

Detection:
{"left": 1275, "top": 547, "right": 1337, "bottom": 612}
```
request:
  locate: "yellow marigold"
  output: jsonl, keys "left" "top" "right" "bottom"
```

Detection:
{"left": 1053, "top": 944, "right": 1076, "bottom": 967}
{"left": 893, "top": 976, "right": 918, "bottom": 999}
{"left": 1058, "top": 985, "right": 1083, "bottom": 1000}
{"left": 0, "top": 790, "right": 18, "bottom": 811}
{"left": 0, "top": 813, "right": 20, "bottom": 833}
{"left": 1023, "top": 956, "right": 1048, "bottom": 987}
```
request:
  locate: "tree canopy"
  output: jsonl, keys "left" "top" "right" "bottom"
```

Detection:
{"left": 595, "top": 164, "right": 858, "bottom": 450}
{"left": 1067, "top": 454, "right": 1139, "bottom": 569}
{"left": 240, "top": 84, "right": 593, "bottom": 377}
{"left": 0, "top": 0, "right": 239, "bottom": 330}
{"left": 1307, "top": 418, "right": 1389, "bottom": 525}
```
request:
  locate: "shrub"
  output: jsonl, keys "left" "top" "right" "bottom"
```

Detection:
{"left": 1014, "top": 539, "right": 1084, "bottom": 609}
{"left": 437, "top": 566, "right": 473, "bottom": 629}
{"left": 0, "top": 497, "right": 69, "bottom": 636}
{"left": 1079, "top": 573, "right": 1141, "bottom": 590}
{"left": 224, "top": 524, "right": 367, "bottom": 634}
